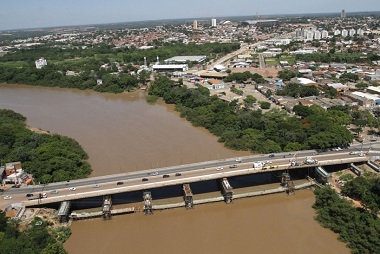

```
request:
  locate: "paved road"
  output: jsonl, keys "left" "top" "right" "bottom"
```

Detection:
{"left": 1, "top": 141, "right": 378, "bottom": 208}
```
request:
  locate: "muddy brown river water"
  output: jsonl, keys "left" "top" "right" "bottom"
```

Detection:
{"left": 0, "top": 84, "right": 349, "bottom": 254}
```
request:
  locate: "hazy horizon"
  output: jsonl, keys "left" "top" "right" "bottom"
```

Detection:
{"left": 1, "top": 0, "right": 380, "bottom": 31}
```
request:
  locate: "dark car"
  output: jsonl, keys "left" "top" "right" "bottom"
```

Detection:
{"left": 229, "top": 164, "right": 238, "bottom": 168}
{"left": 163, "top": 174, "right": 170, "bottom": 178}
{"left": 116, "top": 181, "right": 124, "bottom": 185}
{"left": 175, "top": 173, "right": 182, "bottom": 177}
{"left": 26, "top": 193, "right": 34, "bottom": 198}
{"left": 142, "top": 178, "right": 148, "bottom": 182}
{"left": 269, "top": 154, "right": 275, "bottom": 158}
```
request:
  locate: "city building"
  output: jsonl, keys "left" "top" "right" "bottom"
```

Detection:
{"left": 35, "top": 58, "right": 47, "bottom": 69}
{"left": 193, "top": 20, "right": 198, "bottom": 30}
{"left": 314, "top": 31, "right": 321, "bottom": 40}
{"left": 152, "top": 64, "right": 188, "bottom": 72}
{"left": 341, "top": 29, "right": 348, "bottom": 37}
{"left": 321, "top": 30, "right": 329, "bottom": 39}
{"left": 164, "top": 56, "right": 206, "bottom": 64}
{"left": 341, "top": 9, "right": 346, "bottom": 19}
{"left": 211, "top": 18, "right": 217, "bottom": 27}
{"left": 349, "top": 29, "right": 356, "bottom": 36}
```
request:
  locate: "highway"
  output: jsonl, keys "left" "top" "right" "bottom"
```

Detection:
{"left": 0, "top": 141, "right": 378, "bottom": 208}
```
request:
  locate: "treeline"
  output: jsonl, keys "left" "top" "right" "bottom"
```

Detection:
{"left": 0, "top": 109, "right": 92, "bottom": 183}
{"left": 0, "top": 42, "right": 240, "bottom": 93}
{"left": 342, "top": 176, "right": 380, "bottom": 215}
{"left": 0, "top": 64, "right": 140, "bottom": 93}
{"left": 0, "top": 210, "right": 69, "bottom": 254}
{"left": 224, "top": 71, "right": 266, "bottom": 84}
{"left": 313, "top": 187, "right": 380, "bottom": 254}
{"left": 296, "top": 52, "right": 380, "bottom": 63}
{"left": 149, "top": 76, "right": 353, "bottom": 153}
{"left": 0, "top": 42, "right": 240, "bottom": 65}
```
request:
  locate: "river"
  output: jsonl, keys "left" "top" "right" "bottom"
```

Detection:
{"left": 0, "top": 84, "right": 349, "bottom": 254}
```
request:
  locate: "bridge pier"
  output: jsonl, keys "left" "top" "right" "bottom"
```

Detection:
{"left": 102, "top": 195, "right": 112, "bottom": 220}
{"left": 315, "top": 166, "right": 331, "bottom": 184}
{"left": 143, "top": 191, "right": 153, "bottom": 215}
{"left": 57, "top": 201, "right": 71, "bottom": 223}
{"left": 221, "top": 178, "right": 233, "bottom": 203}
{"left": 281, "top": 173, "right": 295, "bottom": 195}
{"left": 183, "top": 184, "right": 194, "bottom": 209}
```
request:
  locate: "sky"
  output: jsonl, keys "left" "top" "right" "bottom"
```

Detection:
{"left": 1, "top": 0, "right": 380, "bottom": 30}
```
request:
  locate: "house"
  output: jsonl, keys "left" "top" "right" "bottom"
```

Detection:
{"left": 326, "top": 83, "right": 349, "bottom": 93}
{"left": 205, "top": 79, "right": 225, "bottom": 90}
{"left": 3, "top": 162, "right": 33, "bottom": 186}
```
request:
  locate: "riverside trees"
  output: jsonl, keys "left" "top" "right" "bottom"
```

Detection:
{"left": 0, "top": 109, "right": 92, "bottom": 183}
{"left": 149, "top": 76, "right": 353, "bottom": 153}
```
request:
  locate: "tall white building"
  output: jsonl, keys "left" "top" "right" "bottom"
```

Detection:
{"left": 341, "top": 29, "right": 348, "bottom": 37}
{"left": 35, "top": 58, "right": 47, "bottom": 69}
{"left": 349, "top": 29, "right": 356, "bottom": 36}
{"left": 357, "top": 28, "right": 364, "bottom": 36}
{"left": 341, "top": 9, "right": 346, "bottom": 19}
{"left": 211, "top": 18, "right": 217, "bottom": 27}
{"left": 334, "top": 30, "right": 341, "bottom": 36}
{"left": 193, "top": 20, "right": 198, "bottom": 30}
{"left": 321, "top": 30, "right": 329, "bottom": 38}
{"left": 314, "top": 31, "right": 321, "bottom": 40}
{"left": 306, "top": 31, "right": 314, "bottom": 41}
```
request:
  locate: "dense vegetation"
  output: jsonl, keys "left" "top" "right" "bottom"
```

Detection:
{"left": 276, "top": 82, "right": 320, "bottom": 97}
{"left": 0, "top": 211, "right": 69, "bottom": 254}
{"left": 149, "top": 76, "right": 354, "bottom": 153}
{"left": 342, "top": 176, "right": 380, "bottom": 215}
{"left": 0, "top": 42, "right": 239, "bottom": 93}
{"left": 295, "top": 52, "right": 380, "bottom": 64}
{"left": 313, "top": 187, "right": 380, "bottom": 254}
{"left": 224, "top": 71, "right": 266, "bottom": 84}
{"left": 0, "top": 109, "right": 92, "bottom": 183}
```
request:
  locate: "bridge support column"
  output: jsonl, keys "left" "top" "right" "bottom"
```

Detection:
{"left": 281, "top": 173, "right": 295, "bottom": 195}
{"left": 315, "top": 166, "right": 331, "bottom": 184}
{"left": 102, "top": 195, "right": 112, "bottom": 220}
{"left": 143, "top": 191, "right": 153, "bottom": 215}
{"left": 57, "top": 201, "right": 71, "bottom": 223}
{"left": 183, "top": 184, "right": 193, "bottom": 209}
{"left": 221, "top": 178, "right": 233, "bottom": 203}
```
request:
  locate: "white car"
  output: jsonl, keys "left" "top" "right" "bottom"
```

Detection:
{"left": 69, "top": 187, "right": 76, "bottom": 191}
{"left": 92, "top": 184, "right": 100, "bottom": 188}
{"left": 235, "top": 158, "right": 242, "bottom": 163}
{"left": 216, "top": 167, "right": 223, "bottom": 171}
{"left": 152, "top": 172, "right": 159, "bottom": 176}
{"left": 50, "top": 190, "right": 58, "bottom": 194}
{"left": 3, "top": 196, "right": 12, "bottom": 200}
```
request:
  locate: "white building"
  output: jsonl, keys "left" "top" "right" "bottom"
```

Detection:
{"left": 334, "top": 30, "right": 341, "bottom": 36}
{"left": 211, "top": 18, "right": 217, "bottom": 27}
{"left": 349, "top": 29, "right": 356, "bottom": 36}
{"left": 306, "top": 31, "right": 314, "bottom": 41}
{"left": 314, "top": 31, "right": 321, "bottom": 40}
{"left": 341, "top": 29, "right": 348, "bottom": 37}
{"left": 357, "top": 28, "right": 364, "bottom": 36}
{"left": 321, "top": 30, "right": 329, "bottom": 39}
{"left": 35, "top": 58, "right": 47, "bottom": 69}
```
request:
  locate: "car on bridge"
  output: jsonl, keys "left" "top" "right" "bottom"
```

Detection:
{"left": 229, "top": 165, "right": 237, "bottom": 168}
{"left": 235, "top": 158, "right": 242, "bottom": 163}
{"left": 116, "top": 181, "right": 124, "bottom": 185}
{"left": 152, "top": 172, "right": 159, "bottom": 176}
{"left": 269, "top": 153, "right": 275, "bottom": 158}
{"left": 175, "top": 173, "right": 182, "bottom": 177}
{"left": 216, "top": 167, "right": 223, "bottom": 171}
{"left": 142, "top": 178, "right": 148, "bottom": 181}
{"left": 50, "top": 190, "right": 58, "bottom": 194}
{"left": 3, "top": 196, "right": 12, "bottom": 200}
{"left": 69, "top": 187, "right": 76, "bottom": 191}
{"left": 92, "top": 184, "right": 100, "bottom": 188}
{"left": 163, "top": 174, "right": 170, "bottom": 178}
{"left": 26, "top": 193, "right": 33, "bottom": 198}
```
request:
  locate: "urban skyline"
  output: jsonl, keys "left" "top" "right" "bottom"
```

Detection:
{"left": 1, "top": 0, "right": 380, "bottom": 31}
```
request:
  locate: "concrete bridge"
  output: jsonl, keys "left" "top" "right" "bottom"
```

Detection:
{"left": 2, "top": 146, "right": 375, "bottom": 208}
